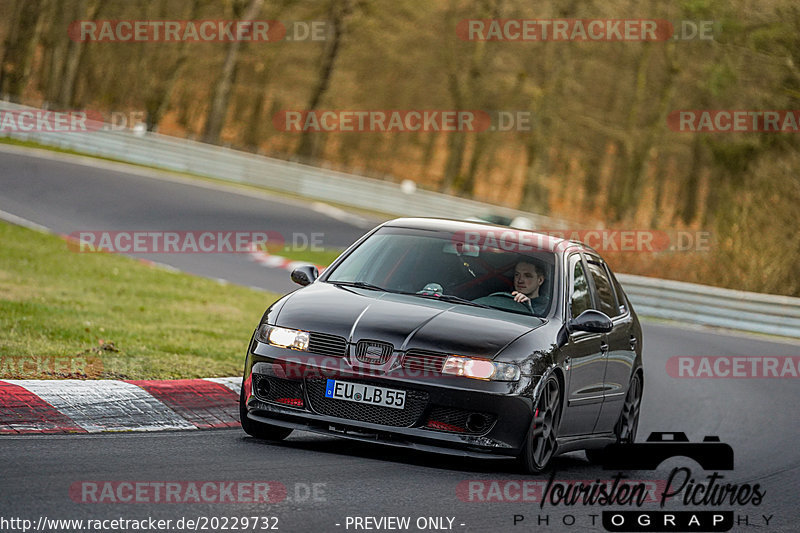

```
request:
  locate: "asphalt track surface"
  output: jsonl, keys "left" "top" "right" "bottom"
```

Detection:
{"left": 0, "top": 145, "right": 377, "bottom": 293}
{"left": 1, "top": 147, "right": 798, "bottom": 532}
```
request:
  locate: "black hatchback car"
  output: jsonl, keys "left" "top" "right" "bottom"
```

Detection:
{"left": 240, "top": 218, "right": 643, "bottom": 472}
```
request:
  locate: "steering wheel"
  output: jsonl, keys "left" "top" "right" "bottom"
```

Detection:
{"left": 475, "top": 292, "right": 533, "bottom": 314}
{"left": 488, "top": 291, "right": 531, "bottom": 304}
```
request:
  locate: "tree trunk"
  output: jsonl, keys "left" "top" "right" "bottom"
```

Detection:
{"left": 454, "top": 133, "right": 488, "bottom": 196}
{"left": 295, "top": 0, "right": 353, "bottom": 159}
{"left": 0, "top": 0, "right": 46, "bottom": 99}
{"left": 243, "top": 85, "right": 267, "bottom": 148}
{"left": 678, "top": 135, "right": 704, "bottom": 225}
{"left": 611, "top": 43, "right": 679, "bottom": 220}
{"left": 439, "top": 69, "right": 466, "bottom": 192}
{"left": 38, "top": 0, "right": 66, "bottom": 103}
{"left": 58, "top": 0, "right": 102, "bottom": 107}
{"left": 441, "top": 132, "right": 467, "bottom": 194}
{"left": 202, "top": 0, "right": 265, "bottom": 144}
{"left": 520, "top": 133, "right": 550, "bottom": 212}
{"left": 145, "top": 0, "right": 202, "bottom": 132}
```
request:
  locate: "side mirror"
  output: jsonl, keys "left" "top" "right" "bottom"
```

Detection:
{"left": 568, "top": 309, "right": 613, "bottom": 334}
{"left": 291, "top": 265, "right": 319, "bottom": 286}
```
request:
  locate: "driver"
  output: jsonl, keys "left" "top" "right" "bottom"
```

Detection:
{"left": 512, "top": 260, "right": 549, "bottom": 314}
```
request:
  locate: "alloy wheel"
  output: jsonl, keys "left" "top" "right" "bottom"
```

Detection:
{"left": 522, "top": 376, "right": 561, "bottom": 472}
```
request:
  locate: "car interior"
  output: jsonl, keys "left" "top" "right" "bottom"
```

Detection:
{"left": 352, "top": 234, "right": 555, "bottom": 316}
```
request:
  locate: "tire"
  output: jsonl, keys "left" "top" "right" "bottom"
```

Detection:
{"left": 239, "top": 381, "right": 293, "bottom": 441}
{"left": 585, "top": 372, "right": 642, "bottom": 463}
{"left": 519, "top": 375, "right": 562, "bottom": 473}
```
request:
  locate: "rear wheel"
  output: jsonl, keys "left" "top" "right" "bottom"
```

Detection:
{"left": 519, "top": 375, "right": 562, "bottom": 473}
{"left": 239, "top": 381, "right": 293, "bottom": 441}
{"left": 585, "top": 372, "right": 642, "bottom": 463}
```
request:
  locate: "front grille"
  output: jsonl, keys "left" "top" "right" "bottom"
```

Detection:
{"left": 424, "top": 406, "right": 496, "bottom": 435}
{"left": 402, "top": 350, "right": 448, "bottom": 374}
{"left": 252, "top": 373, "right": 305, "bottom": 409}
{"left": 355, "top": 340, "right": 393, "bottom": 364}
{"left": 308, "top": 332, "right": 347, "bottom": 357}
{"left": 305, "top": 378, "right": 428, "bottom": 427}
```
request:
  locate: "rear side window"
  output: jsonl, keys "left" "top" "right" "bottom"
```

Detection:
{"left": 609, "top": 269, "right": 628, "bottom": 315}
{"left": 570, "top": 260, "right": 592, "bottom": 318}
{"left": 586, "top": 261, "right": 619, "bottom": 317}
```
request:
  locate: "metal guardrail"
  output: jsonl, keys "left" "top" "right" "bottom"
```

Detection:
{"left": 618, "top": 273, "right": 800, "bottom": 338}
{"left": 2, "top": 100, "right": 800, "bottom": 338}
{"left": 0, "top": 100, "right": 564, "bottom": 228}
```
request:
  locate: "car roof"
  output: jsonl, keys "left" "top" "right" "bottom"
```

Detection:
{"left": 380, "top": 217, "right": 597, "bottom": 256}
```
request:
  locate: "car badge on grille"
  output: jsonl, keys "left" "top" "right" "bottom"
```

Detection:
{"left": 364, "top": 345, "right": 383, "bottom": 361}
{"left": 356, "top": 341, "right": 392, "bottom": 364}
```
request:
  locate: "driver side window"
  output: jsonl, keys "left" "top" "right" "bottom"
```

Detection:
{"left": 570, "top": 260, "right": 592, "bottom": 318}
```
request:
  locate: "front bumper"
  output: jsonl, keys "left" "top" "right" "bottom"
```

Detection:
{"left": 241, "top": 341, "right": 539, "bottom": 457}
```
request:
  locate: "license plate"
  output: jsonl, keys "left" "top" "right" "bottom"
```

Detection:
{"left": 324, "top": 379, "right": 406, "bottom": 409}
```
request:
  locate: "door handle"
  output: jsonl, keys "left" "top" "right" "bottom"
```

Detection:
{"left": 630, "top": 335, "right": 638, "bottom": 350}
{"left": 600, "top": 342, "right": 609, "bottom": 354}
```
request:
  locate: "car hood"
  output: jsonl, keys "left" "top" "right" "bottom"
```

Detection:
{"left": 274, "top": 282, "right": 545, "bottom": 359}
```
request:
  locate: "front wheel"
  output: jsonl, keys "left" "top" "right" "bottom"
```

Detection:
{"left": 585, "top": 372, "right": 642, "bottom": 463}
{"left": 519, "top": 375, "right": 562, "bottom": 473}
{"left": 239, "top": 382, "right": 293, "bottom": 441}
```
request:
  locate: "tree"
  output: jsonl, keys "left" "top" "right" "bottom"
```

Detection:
{"left": 295, "top": 0, "right": 354, "bottom": 159}
{"left": 58, "top": 0, "right": 103, "bottom": 107}
{"left": 0, "top": 0, "right": 47, "bottom": 99}
{"left": 202, "top": 0, "right": 265, "bottom": 144}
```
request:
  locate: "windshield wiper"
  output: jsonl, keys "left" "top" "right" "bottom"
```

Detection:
{"left": 413, "top": 293, "right": 492, "bottom": 309}
{"left": 329, "top": 282, "right": 491, "bottom": 309}
{"left": 329, "top": 280, "right": 392, "bottom": 292}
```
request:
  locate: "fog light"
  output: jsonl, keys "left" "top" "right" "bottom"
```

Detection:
{"left": 465, "top": 413, "right": 490, "bottom": 433}
{"left": 254, "top": 377, "right": 271, "bottom": 399}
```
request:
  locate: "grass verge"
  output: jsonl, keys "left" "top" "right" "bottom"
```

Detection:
{"left": 0, "top": 221, "right": 279, "bottom": 379}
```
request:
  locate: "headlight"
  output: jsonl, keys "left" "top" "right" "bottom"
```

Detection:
{"left": 442, "top": 356, "right": 520, "bottom": 381}
{"left": 256, "top": 324, "right": 309, "bottom": 351}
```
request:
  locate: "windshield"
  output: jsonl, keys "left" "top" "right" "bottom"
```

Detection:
{"left": 325, "top": 226, "right": 556, "bottom": 317}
